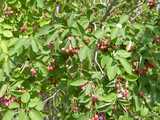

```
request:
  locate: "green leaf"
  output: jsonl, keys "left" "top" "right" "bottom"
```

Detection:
{"left": 77, "top": 22, "right": 85, "bottom": 34}
{"left": 2, "top": 110, "right": 14, "bottom": 120}
{"left": 29, "top": 110, "right": 43, "bottom": 120}
{"left": 124, "top": 74, "right": 138, "bottom": 82}
{"left": 115, "top": 50, "right": 131, "bottom": 58}
{"left": 100, "top": 93, "right": 117, "bottom": 102}
{"left": 70, "top": 80, "right": 88, "bottom": 86}
{"left": 21, "top": 92, "right": 30, "bottom": 103}
{"left": 107, "top": 65, "right": 118, "bottom": 80}
{"left": 101, "top": 55, "right": 113, "bottom": 68}
{"left": 19, "top": 110, "right": 29, "bottom": 120}
{"left": 3, "top": 61, "right": 10, "bottom": 76}
{"left": 35, "top": 101, "right": 44, "bottom": 111}
{"left": 119, "top": 15, "right": 129, "bottom": 24}
{"left": 2, "top": 30, "right": 13, "bottom": 38}
{"left": 118, "top": 58, "right": 132, "bottom": 74}
{"left": 119, "top": 114, "right": 134, "bottom": 120}
{"left": 78, "top": 46, "right": 90, "bottom": 62}
{"left": 0, "top": 84, "right": 8, "bottom": 97}
{"left": 36, "top": 0, "right": 44, "bottom": 8}
{"left": 28, "top": 97, "right": 40, "bottom": 108}
{"left": 31, "top": 40, "right": 39, "bottom": 53}
{"left": 0, "top": 41, "right": 8, "bottom": 54}
{"left": 9, "top": 102, "right": 20, "bottom": 109}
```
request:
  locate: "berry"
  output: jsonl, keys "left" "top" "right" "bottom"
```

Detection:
{"left": 91, "top": 114, "right": 99, "bottom": 120}
{"left": 4, "top": 7, "right": 13, "bottom": 16}
{"left": 20, "top": 24, "right": 27, "bottom": 33}
{"left": 47, "top": 65, "right": 55, "bottom": 72}
{"left": 139, "top": 91, "right": 144, "bottom": 97}
{"left": 135, "top": 67, "right": 148, "bottom": 76}
{"left": 30, "top": 68, "right": 37, "bottom": 77}
{"left": 122, "top": 89, "right": 129, "bottom": 98}
{"left": 61, "top": 44, "right": 79, "bottom": 56}
{"left": 91, "top": 95, "right": 98, "bottom": 105}
{"left": 126, "top": 41, "right": 134, "bottom": 52}
{"left": 148, "top": 0, "right": 156, "bottom": 9}
{"left": 145, "top": 62, "right": 156, "bottom": 69}
{"left": 80, "top": 82, "right": 88, "bottom": 90}
{"left": 48, "top": 42, "right": 53, "bottom": 49}
{"left": 97, "top": 39, "right": 110, "bottom": 52}
{"left": 153, "top": 36, "right": 160, "bottom": 44}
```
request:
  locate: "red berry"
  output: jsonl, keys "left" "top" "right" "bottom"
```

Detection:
{"left": 148, "top": 0, "right": 155, "bottom": 8}
{"left": 139, "top": 91, "right": 144, "bottom": 97}
{"left": 91, "top": 95, "right": 98, "bottom": 105}
{"left": 146, "top": 62, "right": 156, "bottom": 69}
{"left": 48, "top": 42, "right": 53, "bottom": 49}
{"left": 97, "top": 39, "right": 110, "bottom": 52}
{"left": 47, "top": 65, "right": 54, "bottom": 72}
{"left": 79, "top": 82, "right": 88, "bottom": 90}
{"left": 135, "top": 67, "right": 148, "bottom": 76}
{"left": 20, "top": 24, "right": 27, "bottom": 33}
{"left": 153, "top": 37, "right": 160, "bottom": 44}
{"left": 30, "top": 68, "right": 37, "bottom": 77}
{"left": 91, "top": 114, "right": 99, "bottom": 120}
{"left": 126, "top": 41, "right": 134, "bottom": 52}
{"left": 122, "top": 89, "right": 129, "bottom": 98}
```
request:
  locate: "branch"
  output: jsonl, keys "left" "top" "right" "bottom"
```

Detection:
{"left": 100, "top": 0, "right": 118, "bottom": 23}
{"left": 43, "top": 89, "right": 61, "bottom": 104}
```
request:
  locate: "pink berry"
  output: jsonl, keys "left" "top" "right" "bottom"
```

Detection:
{"left": 31, "top": 68, "right": 37, "bottom": 77}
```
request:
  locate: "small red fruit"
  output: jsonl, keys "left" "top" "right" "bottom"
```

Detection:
{"left": 126, "top": 41, "right": 134, "bottom": 52}
{"left": 30, "top": 68, "right": 37, "bottom": 77}
{"left": 122, "top": 89, "right": 129, "bottom": 98}
{"left": 153, "top": 36, "right": 160, "bottom": 44}
{"left": 91, "top": 114, "right": 99, "bottom": 120}
{"left": 48, "top": 42, "right": 53, "bottom": 49}
{"left": 148, "top": 0, "right": 156, "bottom": 8}
{"left": 91, "top": 95, "right": 98, "bottom": 105}
{"left": 139, "top": 91, "right": 144, "bottom": 97}
{"left": 97, "top": 39, "right": 110, "bottom": 52}
{"left": 20, "top": 24, "right": 28, "bottom": 33}
{"left": 135, "top": 67, "right": 148, "bottom": 76}
{"left": 47, "top": 65, "right": 54, "bottom": 72}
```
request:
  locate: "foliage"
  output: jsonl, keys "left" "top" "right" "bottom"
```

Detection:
{"left": 0, "top": 0, "right": 160, "bottom": 120}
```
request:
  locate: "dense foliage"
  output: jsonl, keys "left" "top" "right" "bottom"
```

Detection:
{"left": 0, "top": 0, "right": 160, "bottom": 120}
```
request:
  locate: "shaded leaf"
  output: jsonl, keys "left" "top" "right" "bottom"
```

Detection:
{"left": 118, "top": 58, "right": 132, "bottom": 74}
{"left": 21, "top": 92, "right": 30, "bottom": 103}
{"left": 0, "top": 84, "right": 8, "bottom": 97}
{"left": 70, "top": 80, "right": 88, "bottom": 86}
{"left": 2, "top": 30, "right": 13, "bottom": 38}
{"left": 2, "top": 110, "right": 14, "bottom": 120}
{"left": 29, "top": 110, "right": 43, "bottom": 120}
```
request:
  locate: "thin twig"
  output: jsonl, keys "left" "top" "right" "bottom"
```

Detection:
{"left": 93, "top": 49, "right": 105, "bottom": 76}
{"left": 43, "top": 89, "right": 61, "bottom": 103}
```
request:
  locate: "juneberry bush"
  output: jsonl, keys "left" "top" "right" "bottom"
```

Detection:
{"left": 0, "top": 0, "right": 160, "bottom": 120}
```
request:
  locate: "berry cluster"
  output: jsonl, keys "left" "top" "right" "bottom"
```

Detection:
{"left": 133, "top": 60, "right": 156, "bottom": 76}
{"left": 48, "top": 42, "right": 54, "bottom": 49}
{"left": 148, "top": 0, "right": 156, "bottom": 9}
{"left": 126, "top": 41, "right": 134, "bottom": 52}
{"left": 91, "top": 112, "right": 106, "bottom": 120}
{"left": 97, "top": 39, "right": 110, "bottom": 52}
{"left": 0, "top": 96, "right": 15, "bottom": 106}
{"left": 61, "top": 44, "right": 79, "bottom": 56}
{"left": 20, "top": 24, "right": 28, "bottom": 33}
{"left": 153, "top": 36, "right": 160, "bottom": 44}
{"left": 4, "top": 7, "right": 13, "bottom": 16}
{"left": 115, "top": 76, "right": 129, "bottom": 99}
{"left": 30, "top": 68, "right": 37, "bottom": 77}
